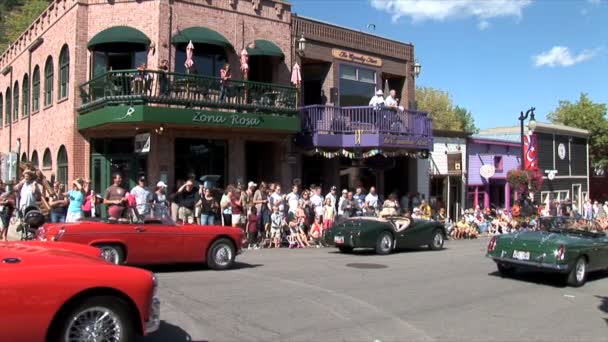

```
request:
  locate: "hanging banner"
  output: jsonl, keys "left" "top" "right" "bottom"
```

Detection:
{"left": 523, "top": 133, "right": 538, "bottom": 170}
{"left": 134, "top": 133, "right": 151, "bottom": 153}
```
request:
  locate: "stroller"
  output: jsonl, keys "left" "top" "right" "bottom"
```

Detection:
{"left": 17, "top": 206, "right": 46, "bottom": 240}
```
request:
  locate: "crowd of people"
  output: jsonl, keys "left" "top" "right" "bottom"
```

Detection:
{"left": 2, "top": 166, "right": 606, "bottom": 245}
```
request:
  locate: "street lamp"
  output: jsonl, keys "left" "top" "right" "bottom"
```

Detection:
{"left": 413, "top": 60, "right": 421, "bottom": 78}
{"left": 519, "top": 107, "right": 536, "bottom": 170}
{"left": 296, "top": 33, "right": 306, "bottom": 56}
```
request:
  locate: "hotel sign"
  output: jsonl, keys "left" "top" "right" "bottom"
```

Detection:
{"left": 332, "top": 49, "right": 383, "bottom": 67}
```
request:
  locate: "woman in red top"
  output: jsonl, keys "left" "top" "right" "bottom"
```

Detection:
{"left": 309, "top": 216, "right": 325, "bottom": 248}
{"left": 230, "top": 190, "right": 243, "bottom": 229}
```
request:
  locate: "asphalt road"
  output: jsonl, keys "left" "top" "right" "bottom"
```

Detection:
{"left": 143, "top": 238, "right": 608, "bottom": 342}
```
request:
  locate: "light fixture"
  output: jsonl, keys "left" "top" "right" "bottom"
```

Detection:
{"left": 296, "top": 34, "right": 306, "bottom": 56}
{"left": 155, "top": 124, "right": 165, "bottom": 135}
{"left": 413, "top": 60, "right": 421, "bottom": 78}
{"left": 528, "top": 117, "right": 537, "bottom": 133}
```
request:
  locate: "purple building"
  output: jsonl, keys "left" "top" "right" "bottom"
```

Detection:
{"left": 466, "top": 136, "right": 521, "bottom": 210}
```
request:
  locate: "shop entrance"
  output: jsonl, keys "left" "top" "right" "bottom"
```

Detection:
{"left": 174, "top": 138, "right": 227, "bottom": 188}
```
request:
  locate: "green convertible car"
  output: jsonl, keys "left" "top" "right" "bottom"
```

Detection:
{"left": 487, "top": 217, "right": 608, "bottom": 287}
{"left": 324, "top": 216, "right": 447, "bottom": 255}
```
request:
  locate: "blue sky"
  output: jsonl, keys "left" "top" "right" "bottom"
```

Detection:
{"left": 292, "top": 0, "right": 608, "bottom": 129}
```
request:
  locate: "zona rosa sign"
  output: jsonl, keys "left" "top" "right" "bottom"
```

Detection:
{"left": 192, "top": 112, "right": 262, "bottom": 127}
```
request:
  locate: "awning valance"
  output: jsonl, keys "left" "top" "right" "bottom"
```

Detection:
{"left": 171, "top": 27, "right": 234, "bottom": 50}
{"left": 247, "top": 40, "right": 284, "bottom": 58}
{"left": 87, "top": 26, "right": 151, "bottom": 50}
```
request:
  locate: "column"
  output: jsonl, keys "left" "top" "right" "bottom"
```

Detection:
{"left": 474, "top": 186, "right": 479, "bottom": 209}
{"left": 505, "top": 182, "right": 511, "bottom": 212}
{"left": 228, "top": 137, "right": 245, "bottom": 185}
{"left": 484, "top": 183, "right": 490, "bottom": 209}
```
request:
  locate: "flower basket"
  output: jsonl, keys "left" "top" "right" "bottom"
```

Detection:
{"left": 507, "top": 169, "right": 544, "bottom": 193}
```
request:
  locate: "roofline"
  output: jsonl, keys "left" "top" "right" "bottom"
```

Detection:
{"left": 292, "top": 14, "right": 414, "bottom": 48}
{"left": 478, "top": 122, "right": 589, "bottom": 138}
{"left": 432, "top": 129, "right": 471, "bottom": 138}
{"left": 469, "top": 137, "right": 521, "bottom": 147}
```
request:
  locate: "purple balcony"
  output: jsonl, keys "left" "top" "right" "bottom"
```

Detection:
{"left": 298, "top": 105, "right": 433, "bottom": 150}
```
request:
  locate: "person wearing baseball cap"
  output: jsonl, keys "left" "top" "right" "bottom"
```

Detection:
{"left": 131, "top": 175, "right": 152, "bottom": 216}
{"left": 153, "top": 181, "right": 169, "bottom": 218}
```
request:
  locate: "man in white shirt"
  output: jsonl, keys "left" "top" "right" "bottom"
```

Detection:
{"left": 325, "top": 186, "right": 338, "bottom": 210}
{"left": 337, "top": 189, "right": 348, "bottom": 217}
{"left": 270, "top": 185, "right": 285, "bottom": 212}
{"left": 385, "top": 89, "right": 404, "bottom": 111}
{"left": 310, "top": 186, "right": 324, "bottom": 208}
{"left": 131, "top": 175, "right": 153, "bottom": 216}
{"left": 365, "top": 186, "right": 379, "bottom": 212}
{"left": 368, "top": 89, "right": 385, "bottom": 108}
{"left": 285, "top": 184, "right": 300, "bottom": 217}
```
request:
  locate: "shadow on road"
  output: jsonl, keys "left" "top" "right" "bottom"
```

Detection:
{"left": 139, "top": 321, "right": 207, "bottom": 342}
{"left": 487, "top": 270, "right": 608, "bottom": 288}
{"left": 144, "top": 262, "right": 263, "bottom": 273}
{"left": 328, "top": 247, "right": 447, "bottom": 256}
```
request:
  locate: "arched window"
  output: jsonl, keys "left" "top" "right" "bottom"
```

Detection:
{"left": 21, "top": 152, "right": 27, "bottom": 163}
{"left": 5, "top": 88, "right": 11, "bottom": 125}
{"left": 31, "top": 150, "right": 39, "bottom": 168}
{"left": 32, "top": 66, "right": 40, "bottom": 112}
{"left": 59, "top": 45, "right": 69, "bottom": 99}
{"left": 57, "top": 145, "right": 68, "bottom": 186}
{"left": 44, "top": 56, "right": 54, "bottom": 107}
{"left": 22, "top": 74, "right": 29, "bottom": 117}
{"left": 42, "top": 148, "right": 52, "bottom": 170}
{"left": 13, "top": 81, "right": 19, "bottom": 121}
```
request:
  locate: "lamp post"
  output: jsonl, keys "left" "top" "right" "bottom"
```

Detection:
{"left": 413, "top": 60, "right": 421, "bottom": 78}
{"left": 519, "top": 107, "right": 536, "bottom": 170}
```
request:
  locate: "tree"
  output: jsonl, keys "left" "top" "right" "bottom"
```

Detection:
{"left": 454, "top": 105, "right": 479, "bottom": 134}
{"left": 415, "top": 86, "right": 477, "bottom": 133}
{"left": 0, "top": 0, "right": 49, "bottom": 53}
{"left": 547, "top": 93, "right": 608, "bottom": 170}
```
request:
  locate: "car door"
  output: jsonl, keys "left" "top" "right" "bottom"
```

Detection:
{"left": 591, "top": 234, "right": 608, "bottom": 270}
{"left": 128, "top": 221, "right": 184, "bottom": 264}
{"left": 397, "top": 220, "right": 429, "bottom": 248}
{"left": 179, "top": 223, "right": 217, "bottom": 262}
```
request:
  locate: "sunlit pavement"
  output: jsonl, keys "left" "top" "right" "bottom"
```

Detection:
{"left": 142, "top": 238, "right": 608, "bottom": 342}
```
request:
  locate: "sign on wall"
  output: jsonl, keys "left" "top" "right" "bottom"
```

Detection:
{"left": 557, "top": 143, "right": 566, "bottom": 160}
{"left": 134, "top": 133, "right": 151, "bottom": 153}
{"left": 332, "top": 48, "right": 383, "bottom": 67}
{"left": 480, "top": 164, "right": 496, "bottom": 179}
{"left": 523, "top": 133, "right": 538, "bottom": 170}
{"left": 1, "top": 153, "right": 18, "bottom": 183}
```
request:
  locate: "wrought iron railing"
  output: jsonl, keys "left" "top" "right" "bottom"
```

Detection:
{"left": 300, "top": 105, "right": 432, "bottom": 137}
{"left": 78, "top": 69, "right": 298, "bottom": 115}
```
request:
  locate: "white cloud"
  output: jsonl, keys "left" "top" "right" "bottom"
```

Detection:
{"left": 478, "top": 20, "right": 490, "bottom": 30}
{"left": 370, "top": 0, "right": 532, "bottom": 24}
{"left": 533, "top": 46, "right": 599, "bottom": 67}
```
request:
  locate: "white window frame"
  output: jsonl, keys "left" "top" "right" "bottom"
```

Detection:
{"left": 339, "top": 64, "right": 377, "bottom": 84}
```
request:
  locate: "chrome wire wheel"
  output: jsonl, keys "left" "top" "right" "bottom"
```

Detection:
{"left": 65, "top": 306, "right": 122, "bottom": 342}
{"left": 575, "top": 258, "right": 586, "bottom": 283}
{"left": 433, "top": 232, "right": 443, "bottom": 248}
{"left": 214, "top": 244, "right": 233, "bottom": 267}
{"left": 381, "top": 235, "right": 392, "bottom": 251}
{"left": 100, "top": 247, "right": 120, "bottom": 264}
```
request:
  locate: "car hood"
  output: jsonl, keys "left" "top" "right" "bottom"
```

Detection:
{"left": 0, "top": 241, "right": 107, "bottom": 266}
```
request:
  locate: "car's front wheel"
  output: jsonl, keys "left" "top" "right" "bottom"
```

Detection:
{"left": 428, "top": 229, "right": 444, "bottom": 250}
{"left": 51, "top": 295, "right": 135, "bottom": 342}
{"left": 566, "top": 257, "right": 587, "bottom": 287}
{"left": 375, "top": 231, "right": 393, "bottom": 255}
{"left": 207, "top": 238, "right": 236, "bottom": 270}
{"left": 97, "top": 244, "right": 125, "bottom": 264}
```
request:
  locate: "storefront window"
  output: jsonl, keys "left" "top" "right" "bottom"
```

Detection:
{"left": 339, "top": 64, "right": 376, "bottom": 107}
{"left": 174, "top": 44, "right": 227, "bottom": 77}
{"left": 174, "top": 139, "right": 227, "bottom": 188}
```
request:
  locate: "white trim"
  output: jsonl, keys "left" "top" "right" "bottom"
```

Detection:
{"left": 568, "top": 139, "right": 572, "bottom": 176}
{"left": 552, "top": 133, "right": 556, "bottom": 170}
{"left": 572, "top": 184, "right": 582, "bottom": 211}
{"left": 586, "top": 140, "right": 590, "bottom": 194}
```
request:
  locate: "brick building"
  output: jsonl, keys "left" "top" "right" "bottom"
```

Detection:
{"left": 0, "top": 0, "right": 431, "bottom": 200}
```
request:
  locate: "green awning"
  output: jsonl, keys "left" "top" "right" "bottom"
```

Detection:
{"left": 87, "top": 26, "right": 151, "bottom": 50}
{"left": 247, "top": 40, "right": 284, "bottom": 58}
{"left": 171, "top": 27, "right": 234, "bottom": 50}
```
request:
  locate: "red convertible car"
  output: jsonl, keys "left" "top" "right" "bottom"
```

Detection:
{"left": 0, "top": 241, "right": 160, "bottom": 342}
{"left": 37, "top": 216, "right": 244, "bottom": 270}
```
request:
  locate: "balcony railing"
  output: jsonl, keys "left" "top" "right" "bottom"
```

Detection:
{"left": 78, "top": 69, "right": 298, "bottom": 115}
{"left": 301, "top": 105, "right": 432, "bottom": 136}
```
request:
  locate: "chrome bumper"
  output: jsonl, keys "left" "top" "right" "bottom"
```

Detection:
{"left": 489, "top": 256, "right": 569, "bottom": 271}
{"left": 145, "top": 297, "right": 161, "bottom": 334}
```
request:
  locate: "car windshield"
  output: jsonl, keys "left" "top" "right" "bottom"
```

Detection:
{"left": 538, "top": 217, "right": 605, "bottom": 235}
